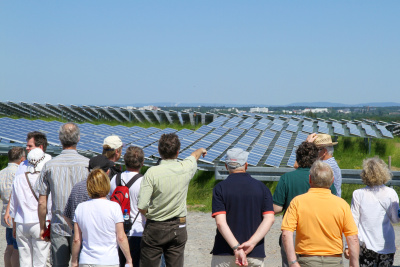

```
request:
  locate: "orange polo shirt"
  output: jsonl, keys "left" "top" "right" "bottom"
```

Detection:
{"left": 281, "top": 188, "right": 358, "bottom": 255}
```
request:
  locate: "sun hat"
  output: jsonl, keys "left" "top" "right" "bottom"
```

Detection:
{"left": 27, "top": 148, "right": 52, "bottom": 173}
{"left": 103, "top": 136, "right": 123, "bottom": 150}
{"left": 314, "top": 134, "right": 338, "bottom": 147}
{"left": 225, "top": 148, "right": 249, "bottom": 168}
{"left": 88, "top": 155, "right": 115, "bottom": 172}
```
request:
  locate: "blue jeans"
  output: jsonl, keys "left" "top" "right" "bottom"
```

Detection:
{"left": 6, "top": 228, "right": 18, "bottom": 249}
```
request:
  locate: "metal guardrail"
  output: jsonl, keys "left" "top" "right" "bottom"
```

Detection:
{"left": 214, "top": 166, "right": 400, "bottom": 186}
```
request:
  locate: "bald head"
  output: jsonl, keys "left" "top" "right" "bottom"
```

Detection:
{"left": 59, "top": 122, "right": 80, "bottom": 148}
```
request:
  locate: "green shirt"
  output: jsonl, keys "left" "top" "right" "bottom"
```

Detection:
{"left": 137, "top": 156, "right": 197, "bottom": 221}
{"left": 273, "top": 168, "right": 337, "bottom": 213}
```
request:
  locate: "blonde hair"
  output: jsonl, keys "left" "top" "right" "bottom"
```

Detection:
{"left": 361, "top": 157, "right": 392, "bottom": 187}
{"left": 309, "top": 160, "right": 334, "bottom": 188}
{"left": 87, "top": 169, "right": 111, "bottom": 199}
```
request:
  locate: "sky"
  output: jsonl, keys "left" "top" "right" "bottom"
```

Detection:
{"left": 1, "top": 1, "right": 399, "bottom": 106}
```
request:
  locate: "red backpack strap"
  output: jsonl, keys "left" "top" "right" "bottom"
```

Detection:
{"left": 125, "top": 174, "right": 143, "bottom": 189}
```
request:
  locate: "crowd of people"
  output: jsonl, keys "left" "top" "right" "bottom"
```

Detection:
{"left": 0, "top": 122, "right": 398, "bottom": 267}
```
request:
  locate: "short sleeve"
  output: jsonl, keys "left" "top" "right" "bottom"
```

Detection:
{"left": 273, "top": 174, "right": 287, "bottom": 207}
{"left": 137, "top": 173, "right": 154, "bottom": 210}
{"left": 37, "top": 166, "right": 50, "bottom": 196}
{"left": 330, "top": 183, "right": 337, "bottom": 195}
{"left": 262, "top": 186, "right": 274, "bottom": 215}
{"left": 113, "top": 203, "right": 124, "bottom": 223}
{"left": 73, "top": 204, "right": 81, "bottom": 223}
{"left": 281, "top": 198, "right": 298, "bottom": 232}
{"left": 211, "top": 184, "right": 226, "bottom": 217}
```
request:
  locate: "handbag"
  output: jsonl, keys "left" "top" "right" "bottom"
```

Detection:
{"left": 25, "top": 172, "right": 51, "bottom": 239}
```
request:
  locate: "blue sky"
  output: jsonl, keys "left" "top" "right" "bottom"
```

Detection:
{"left": 1, "top": 1, "right": 399, "bottom": 106}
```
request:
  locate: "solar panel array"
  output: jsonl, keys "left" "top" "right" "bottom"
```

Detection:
{"left": 0, "top": 114, "right": 394, "bottom": 168}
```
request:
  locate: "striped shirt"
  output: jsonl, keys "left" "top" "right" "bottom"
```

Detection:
{"left": 37, "top": 149, "right": 89, "bottom": 236}
{"left": 138, "top": 156, "right": 197, "bottom": 221}
{"left": 0, "top": 163, "right": 19, "bottom": 228}
{"left": 324, "top": 157, "right": 342, "bottom": 197}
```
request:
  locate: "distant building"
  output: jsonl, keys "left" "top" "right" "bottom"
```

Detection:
{"left": 250, "top": 107, "right": 269, "bottom": 113}
{"left": 302, "top": 108, "right": 328, "bottom": 114}
{"left": 338, "top": 109, "right": 351, "bottom": 114}
{"left": 139, "top": 105, "right": 160, "bottom": 111}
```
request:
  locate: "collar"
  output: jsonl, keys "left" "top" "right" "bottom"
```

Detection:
{"left": 296, "top": 168, "right": 310, "bottom": 172}
{"left": 160, "top": 159, "right": 178, "bottom": 165}
{"left": 61, "top": 149, "right": 78, "bottom": 155}
{"left": 8, "top": 163, "right": 19, "bottom": 168}
{"left": 308, "top": 187, "right": 332, "bottom": 194}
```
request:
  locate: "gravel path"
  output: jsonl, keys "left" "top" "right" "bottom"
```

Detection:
{"left": 1, "top": 211, "right": 400, "bottom": 266}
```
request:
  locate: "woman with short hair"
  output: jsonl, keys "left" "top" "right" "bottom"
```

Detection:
{"left": 71, "top": 169, "right": 132, "bottom": 267}
{"left": 345, "top": 157, "right": 400, "bottom": 266}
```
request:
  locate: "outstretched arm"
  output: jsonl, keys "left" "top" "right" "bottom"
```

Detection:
{"left": 190, "top": 148, "right": 207, "bottom": 161}
{"left": 215, "top": 214, "right": 248, "bottom": 266}
{"left": 239, "top": 213, "right": 275, "bottom": 255}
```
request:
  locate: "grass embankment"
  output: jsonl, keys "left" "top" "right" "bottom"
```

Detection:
{"left": 186, "top": 136, "right": 400, "bottom": 212}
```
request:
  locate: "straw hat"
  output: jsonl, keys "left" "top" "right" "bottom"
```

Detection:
{"left": 314, "top": 134, "right": 338, "bottom": 147}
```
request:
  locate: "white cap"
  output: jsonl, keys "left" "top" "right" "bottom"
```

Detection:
{"left": 225, "top": 148, "right": 249, "bottom": 169}
{"left": 103, "top": 136, "right": 123, "bottom": 149}
{"left": 27, "top": 148, "right": 52, "bottom": 173}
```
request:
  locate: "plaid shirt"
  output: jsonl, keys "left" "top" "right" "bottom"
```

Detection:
{"left": 63, "top": 179, "right": 90, "bottom": 221}
{"left": 37, "top": 150, "right": 89, "bottom": 236}
{"left": 0, "top": 163, "right": 19, "bottom": 228}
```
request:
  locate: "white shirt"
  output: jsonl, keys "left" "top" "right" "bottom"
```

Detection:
{"left": 73, "top": 199, "right": 123, "bottom": 265}
{"left": 10, "top": 172, "right": 52, "bottom": 223}
{"left": 351, "top": 185, "right": 400, "bottom": 254}
{"left": 109, "top": 171, "right": 145, "bottom": 237}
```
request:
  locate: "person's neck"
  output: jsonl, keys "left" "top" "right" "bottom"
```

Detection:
{"left": 63, "top": 146, "right": 76, "bottom": 150}
{"left": 126, "top": 168, "right": 140, "bottom": 173}
{"left": 229, "top": 170, "right": 246, "bottom": 174}
{"left": 322, "top": 154, "right": 332, "bottom": 160}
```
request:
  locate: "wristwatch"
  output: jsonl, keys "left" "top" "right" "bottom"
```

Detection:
{"left": 232, "top": 243, "right": 240, "bottom": 251}
{"left": 290, "top": 259, "right": 298, "bottom": 265}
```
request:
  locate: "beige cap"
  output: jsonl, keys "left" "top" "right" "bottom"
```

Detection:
{"left": 314, "top": 134, "right": 338, "bottom": 147}
{"left": 103, "top": 136, "right": 123, "bottom": 149}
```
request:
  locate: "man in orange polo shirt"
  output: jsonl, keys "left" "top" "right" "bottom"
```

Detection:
{"left": 281, "top": 160, "right": 359, "bottom": 267}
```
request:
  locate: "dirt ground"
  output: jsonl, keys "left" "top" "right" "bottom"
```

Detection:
{"left": 2, "top": 210, "right": 400, "bottom": 266}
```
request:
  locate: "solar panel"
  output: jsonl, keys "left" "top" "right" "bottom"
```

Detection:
{"left": 286, "top": 124, "right": 298, "bottom": 133}
{"left": 270, "top": 123, "right": 283, "bottom": 132}
{"left": 238, "top": 123, "right": 253, "bottom": 130}
{"left": 332, "top": 122, "right": 345, "bottom": 135}
{"left": 361, "top": 123, "right": 377, "bottom": 137}
{"left": 254, "top": 123, "right": 269, "bottom": 131}
{"left": 247, "top": 153, "right": 263, "bottom": 166}
{"left": 347, "top": 123, "right": 361, "bottom": 136}
{"left": 275, "top": 131, "right": 292, "bottom": 148}
{"left": 265, "top": 147, "right": 286, "bottom": 167}
{"left": 202, "top": 134, "right": 220, "bottom": 143}
{"left": 287, "top": 147, "right": 297, "bottom": 167}
{"left": 302, "top": 125, "right": 314, "bottom": 133}
{"left": 294, "top": 132, "right": 308, "bottom": 146}
{"left": 228, "top": 128, "right": 245, "bottom": 136}
{"left": 376, "top": 124, "right": 393, "bottom": 138}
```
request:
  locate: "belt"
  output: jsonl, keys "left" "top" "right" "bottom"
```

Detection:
{"left": 298, "top": 254, "right": 342, "bottom": 258}
{"left": 148, "top": 217, "right": 186, "bottom": 224}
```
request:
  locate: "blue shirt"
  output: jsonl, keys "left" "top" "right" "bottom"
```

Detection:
{"left": 211, "top": 172, "right": 274, "bottom": 258}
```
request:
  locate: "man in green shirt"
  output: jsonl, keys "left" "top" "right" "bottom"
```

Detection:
{"left": 273, "top": 141, "right": 337, "bottom": 267}
{"left": 138, "top": 133, "right": 207, "bottom": 267}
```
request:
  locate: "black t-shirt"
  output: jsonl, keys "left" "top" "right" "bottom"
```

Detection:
{"left": 211, "top": 172, "right": 274, "bottom": 258}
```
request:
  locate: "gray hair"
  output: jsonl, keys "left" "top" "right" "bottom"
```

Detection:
{"left": 59, "top": 122, "right": 80, "bottom": 147}
{"left": 310, "top": 160, "right": 333, "bottom": 188}
{"left": 226, "top": 162, "right": 246, "bottom": 171}
{"left": 8, "top": 147, "right": 25, "bottom": 162}
{"left": 326, "top": 146, "right": 334, "bottom": 156}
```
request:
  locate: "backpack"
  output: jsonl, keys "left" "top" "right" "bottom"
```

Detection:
{"left": 110, "top": 173, "right": 143, "bottom": 231}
